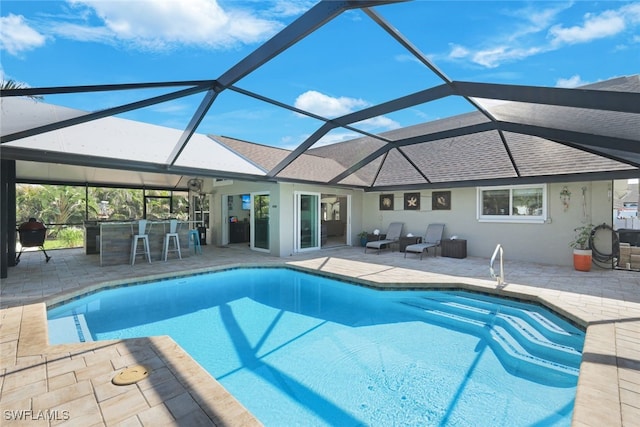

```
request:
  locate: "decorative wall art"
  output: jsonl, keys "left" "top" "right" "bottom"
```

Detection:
{"left": 432, "top": 191, "right": 451, "bottom": 210}
{"left": 404, "top": 192, "right": 420, "bottom": 210}
{"left": 379, "top": 194, "right": 394, "bottom": 210}
{"left": 560, "top": 186, "right": 571, "bottom": 212}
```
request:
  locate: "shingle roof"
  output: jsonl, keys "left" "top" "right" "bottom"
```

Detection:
{"left": 297, "top": 76, "right": 639, "bottom": 189}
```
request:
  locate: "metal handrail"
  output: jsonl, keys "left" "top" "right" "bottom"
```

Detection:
{"left": 490, "top": 244, "right": 504, "bottom": 286}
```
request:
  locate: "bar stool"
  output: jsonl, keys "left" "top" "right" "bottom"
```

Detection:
{"left": 188, "top": 229, "right": 202, "bottom": 254}
{"left": 131, "top": 220, "right": 151, "bottom": 265}
{"left": 163, "top": 219, "right": 182, "bottom": 261}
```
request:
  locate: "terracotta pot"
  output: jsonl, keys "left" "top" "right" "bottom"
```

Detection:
{"left": 573, "top": 249, "right": 592, "bottom": 272}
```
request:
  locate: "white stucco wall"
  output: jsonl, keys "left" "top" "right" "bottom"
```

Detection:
{"left": 361, "top": 181, "right": 613, "bottom": 266}
{"left": 208, "top": 180, "right": 363, "bottom": 258}
{"left": 276, "top": 183, "right": 364, "bottom": 257}
{"left": 206, "top": 178, "right": 613, "bottom": 266}
{"left": 208, "top": 181, "right": 280, "bottom": 250}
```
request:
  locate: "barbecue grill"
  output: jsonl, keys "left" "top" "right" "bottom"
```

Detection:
{"left": 16, "top": 220, "right": 52, "bottom": 264}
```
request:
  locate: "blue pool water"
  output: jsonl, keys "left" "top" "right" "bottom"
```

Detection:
{"left": 48, "top": 268, "right": 584, "bottom": 426}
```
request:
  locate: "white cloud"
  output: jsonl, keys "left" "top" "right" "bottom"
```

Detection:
{"left": 549, "top": 10, "right": 626, "bottom": 45}
{"left": 472, "top": 46, "right": 542, "bottom": 69}
{"left": 294, "top": 90, "right": 368, "bottom": 117}
{"left": 49, "top": 22, "right": 113, "bottom": 43}
{"left": 622, "top": 2, "right": 640, "bottom": 24}
{"left": 445, "top": 2, "right": 640, "bottom": 69}
{"left": 2, "top": 1, "right": 290, "bottom": 55}
{"left": 287, "top": 130, "right": 361, "bottom": 149}
{"left": 354, "top": 116, "right": 400, "bottom": 131}
{"left": 294, "top": 90, "right": 400, "bottom": 131}
{"left": 64, "top": 0, "right": 284, "bottom": 50}
{"left": 555, "top": 74, "right": 588, "bottom": 88}
{"left": 444, "top": 3, "right": 567, "bottom": 67}
{"left": 448, "top": 44, "right": 469, "bottom": 60}
{"left": 267, "top": 0, "right": 316, "bottom": 18}
{"left": 313, "top": 131, "right": 360, "bottom": 147}
{"left": 0, "top": 14, "right": 47, "bottom": 56}
{"left": 504, "top": 3, "right": 571, "bottom": 41}
{"left": 394, "top": 53, "right": 422, "bottom": 64}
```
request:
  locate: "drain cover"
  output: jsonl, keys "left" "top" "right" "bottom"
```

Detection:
{"left": 112, "top": 365, "right": 150, "bottom": 385}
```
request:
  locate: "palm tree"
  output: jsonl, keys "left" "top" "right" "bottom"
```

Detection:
{"left": 1, "top": 79, "right": 44, "bottom": 100}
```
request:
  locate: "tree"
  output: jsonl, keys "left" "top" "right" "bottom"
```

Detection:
{"left": 40, "top": 186, "right": 85, "bottom": 227}
{"left": 88, "top": 187, "right": 144, "bottom": 220}
{"left": 16, "top": 184, "right": 48, "bottom": 222}
{"left": 1, "top": 79, "right": 44, "bottom": 100}
{"left": 16, "top": 184, "right": 85, "bottom": 238}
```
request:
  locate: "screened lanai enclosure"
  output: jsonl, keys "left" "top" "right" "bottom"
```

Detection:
{"left": 1, "top": 0, "right": 639, "bottom": 277}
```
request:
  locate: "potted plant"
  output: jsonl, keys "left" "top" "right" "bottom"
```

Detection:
{"left": 569, "top": 224, "right": 593, "bottom": 271}
{"left": 357, "top": 231, "right": 369, "bottom": 247}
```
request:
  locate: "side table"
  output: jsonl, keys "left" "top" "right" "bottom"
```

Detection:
{"left": 398, "top": 236, "right": 422, "bottom": 252}
{"left": 441, "top": 239, "right": 467, "bottom": 258}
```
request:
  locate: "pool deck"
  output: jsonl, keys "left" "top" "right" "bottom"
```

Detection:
{"left": 1, "top": 244, "right": 638, "bottom": 426}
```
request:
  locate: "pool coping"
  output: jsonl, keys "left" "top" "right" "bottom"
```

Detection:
{"left": 2, "top": 257, "right": 638, "bottom": 426}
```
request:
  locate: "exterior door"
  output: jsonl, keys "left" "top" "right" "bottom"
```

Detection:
{"left": 251, "top": 193, "right": 270, "bottom": 251}
{"left": 296, "top": 192, "right": 320, "bottom": 251}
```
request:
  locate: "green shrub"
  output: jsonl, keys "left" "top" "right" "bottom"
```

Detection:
{"left": 57, "top": 227, "right": 84, "bottom": 248}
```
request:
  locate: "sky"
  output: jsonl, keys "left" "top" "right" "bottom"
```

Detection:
{"left": 1, "top": 0, "right": 639, "bottom": 150}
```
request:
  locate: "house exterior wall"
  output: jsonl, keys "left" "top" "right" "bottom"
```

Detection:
{"left": 276, "top": 183, "right": 364, "bottom": 257}
{"left": 361, "top": 181, "right": 613, "bottom": 266}
{"left": 208, "top": 179, "right": 612, "bottom": 266}
{"left": 208, "top": 181, "right": 364, "bottom": 258}
{"left": 208, "top": 180, "right": 280, "bottom": 250}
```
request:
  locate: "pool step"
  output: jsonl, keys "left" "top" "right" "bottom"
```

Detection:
{"left": 48, "top": 313, "right": 93, "bottom": 345}
{"left": 405, "top": 294, "right": 583, "bottom": 350}
{"left": 404, "top": 295, "right": 582, "bottom": 355}
{"left": 427, "top": 300, "right": 581, "bottom": 365}
{"left": 399, "top": 296, "right": 582, "bottom": 385}
{"left": 428, "top": 293, "right": 583, "bottom": 348}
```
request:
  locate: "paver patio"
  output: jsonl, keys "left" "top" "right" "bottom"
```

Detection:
{"left": 1, "top": 245, "right": 639, "bottom": 426}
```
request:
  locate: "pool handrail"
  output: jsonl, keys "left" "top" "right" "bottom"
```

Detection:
{"left": 490, "top": 244, "right": 504, "bottom": 286}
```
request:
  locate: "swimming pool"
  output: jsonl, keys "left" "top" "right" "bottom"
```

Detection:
{"left": 48, "top": 267, "right": 584, "bottom": 426}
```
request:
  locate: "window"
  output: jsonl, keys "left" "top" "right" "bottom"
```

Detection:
{"left": 477, "top": 184, "right": 547, "bottom": 223}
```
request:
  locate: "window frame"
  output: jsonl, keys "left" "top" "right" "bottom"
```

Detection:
{"left": 477, "top": 184, "right": 548, "bottom": 223}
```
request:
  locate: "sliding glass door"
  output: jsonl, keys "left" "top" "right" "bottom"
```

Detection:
{"left": 252, "top": 192, "right": 270, "bottom": 251}
{"left": 296, "top": 192, "right": 320, "bottom": 251}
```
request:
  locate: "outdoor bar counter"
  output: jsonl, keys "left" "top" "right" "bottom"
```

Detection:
{"left": 98, "top": 220, "right": 191, "bottom": 266}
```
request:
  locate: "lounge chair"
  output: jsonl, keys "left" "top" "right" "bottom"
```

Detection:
{"left": 404, "top": 223, "right": 445, "bottom": 259}
{"left": 365, "top": 222, "right": 404, "bottom": 254}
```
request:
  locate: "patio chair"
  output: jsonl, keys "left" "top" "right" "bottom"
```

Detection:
{"left": 404, "top": 223, "right": 445, "bottom": 260}
{"left": 365, "top": 222, "right": 404, "bottom": 254}
{"left": 16, "top": 220, "right": 52, "bottom": 264}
